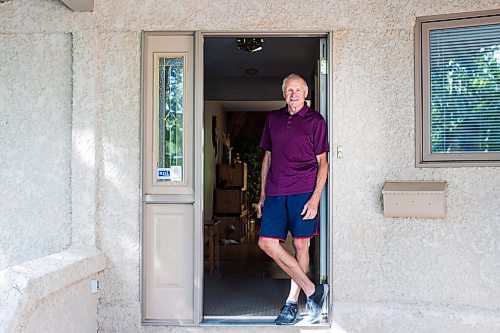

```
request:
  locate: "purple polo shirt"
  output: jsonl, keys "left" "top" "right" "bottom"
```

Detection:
{"left": 259, "top": 104, "right": 329, "bottom": 196}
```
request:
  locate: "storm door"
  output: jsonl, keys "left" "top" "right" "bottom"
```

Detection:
{"left": 141, "top": 32, "right": 201, "bottom": 325}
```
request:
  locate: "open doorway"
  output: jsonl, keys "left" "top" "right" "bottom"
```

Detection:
{"left": 202, "top": 35, "right": 329, "bottom": 324}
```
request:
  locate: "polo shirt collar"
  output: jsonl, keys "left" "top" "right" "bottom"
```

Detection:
{"left": 284, "top": 103, "right": 309, "bottom": 117}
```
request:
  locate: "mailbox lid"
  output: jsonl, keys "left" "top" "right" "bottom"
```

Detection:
{"left": 382, "top": 181, "right": 447, "bottom": 218}
{"left": 382, "top": 181, "right": 447, "bottom": 194}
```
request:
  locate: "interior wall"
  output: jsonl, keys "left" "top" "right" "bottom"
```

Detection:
{"left": 203, "top": 101, "right": 226, "bottom": 221}
{"left": 205, "top": 77, "right": 313, "bottom": 101}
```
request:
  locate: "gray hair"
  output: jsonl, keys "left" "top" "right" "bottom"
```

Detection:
{"left": 281, "top": 73, "right": 308, "bottom": 92}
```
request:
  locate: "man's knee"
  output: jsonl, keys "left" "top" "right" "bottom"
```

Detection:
{"left": 258, "top": 237, "right": 278, "bottom": 255}
{"left": 292, "top": 238, "right": 310, "bottom": 254}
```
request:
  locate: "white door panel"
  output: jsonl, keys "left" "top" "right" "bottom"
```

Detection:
{"left": 143, "top": 203, "right": 194, "bottom": 322}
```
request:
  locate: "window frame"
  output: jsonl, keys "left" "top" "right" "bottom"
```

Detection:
{"left": 415, "top": 9, "right": 500, "bottom": 167}
{"left": 153, "top": 53, "right": 187, "bottom": 185}
{"left": 142, "top": 33, "right": 195, "bottom": 197}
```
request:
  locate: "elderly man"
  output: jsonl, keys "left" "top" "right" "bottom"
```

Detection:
{"left": 257, "top": 73, "right": 330, "bottom": 325}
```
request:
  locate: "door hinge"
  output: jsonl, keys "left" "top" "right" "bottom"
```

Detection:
{"left": 320, "top": 59, "right": 327, "bottom": 75}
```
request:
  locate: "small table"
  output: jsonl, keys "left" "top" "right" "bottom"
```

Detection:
{"left": 204, "top": 218, "right": 220, "bottom": 274}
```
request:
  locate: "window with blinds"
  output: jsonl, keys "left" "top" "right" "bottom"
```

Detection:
{"left": 416, "top": 10, "right": 500, "bottom": 166}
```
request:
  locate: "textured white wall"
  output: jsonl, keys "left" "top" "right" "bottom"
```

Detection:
{"left": 0, "top": 32, "right": 72, "bottom": 270}
{"left": 1, "top": 0, "right": 500, "bottom": 332}
{"left": 330, "top": 28, "right": 500, "bottom": 331}
{"left": 337, "top": 30, "right": 500, "bottom": 304}
{"left": 94, "top": 32, "right": 143, "bottom": 331}
{"left": 23, "top": 274, "right": 100, "bottom": 333}
{"left": 0, "top": 247, "right": 106, "bottom": 333}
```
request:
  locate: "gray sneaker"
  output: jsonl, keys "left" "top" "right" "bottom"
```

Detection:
{"left": 275, "top": 302, "right": 298, "bottom": 325}
{"left": 305, "top": 284, "right": 329, "bottom": 324}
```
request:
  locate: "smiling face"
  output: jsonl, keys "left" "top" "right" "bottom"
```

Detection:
{"left": 283, "top": 77, "right": 308, "bottom": 113}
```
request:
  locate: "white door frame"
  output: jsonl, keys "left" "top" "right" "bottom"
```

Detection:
{"left": 194, "top": 30, "right": 334, "bottom": 325}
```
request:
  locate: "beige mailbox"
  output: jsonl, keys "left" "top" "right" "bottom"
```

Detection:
{"left": 382, "top": 181, "right": 447, "bottom": 218}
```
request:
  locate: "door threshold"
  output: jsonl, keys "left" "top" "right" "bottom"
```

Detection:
{"left": 202, "top": 315, "right": 330, "bottom": 327}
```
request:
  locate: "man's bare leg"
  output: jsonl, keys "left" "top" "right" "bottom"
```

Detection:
{"left": 287, "top": 238, "right": 310, "bottom": 302}
{"left": 258, "top": 237, "right": 315, "bottom": 296}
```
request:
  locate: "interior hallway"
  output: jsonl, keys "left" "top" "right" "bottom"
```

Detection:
{"left": 203, "top": 228, "right": 308, "bottom": 317}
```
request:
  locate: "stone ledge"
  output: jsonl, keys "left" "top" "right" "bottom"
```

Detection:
{"left": 0, "top": 246, "right": 106, "bottom": 333}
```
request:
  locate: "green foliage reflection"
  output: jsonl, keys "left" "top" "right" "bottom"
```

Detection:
{"left": 159, "top": 57, "right": 184, "bottom": 180}
{"left": 430, "top": 32, "right": 500, "bottom": 154}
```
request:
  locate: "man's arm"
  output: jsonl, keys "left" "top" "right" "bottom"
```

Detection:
{"left": 301, "top": 152, "right": 328, "bottom": 220}
{"left": 257, "top": 151, "right": 271, "bottom": 216}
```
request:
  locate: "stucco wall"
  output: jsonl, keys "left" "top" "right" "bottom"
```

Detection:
{"left": 22, "top": 273, "right": 101, "bottom": 333}
{"left": 1, "top": 0, "right": 500, "bottom": 332}
{"left": 330, "top": 27, "right": 500, "bottom": 331}
{"left": 0, "top": 31, "right": 72, "bottom": 270}
{"left": 94, "top": 31, "right": 143, "bottom": 331}
{"left": 0, "top": 247, "right": 106, "bottom": 333}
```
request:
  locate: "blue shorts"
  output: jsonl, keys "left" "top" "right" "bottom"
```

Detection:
{"left": 259, "top": 192, "right": 318, "bottom": 242}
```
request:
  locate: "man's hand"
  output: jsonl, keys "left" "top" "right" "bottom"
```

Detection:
{"left": 301, "top": 153, "right": 328, "bottom": 220}
{"left": 301, "top": 197, "right": 320, "bottom": 220}
{"left": 257, "top": 194, "right": 266, "bottom": 217}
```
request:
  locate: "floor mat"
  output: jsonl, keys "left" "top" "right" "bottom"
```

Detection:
{"left": 204, "top": 275, "right": 294, "bottom": 316}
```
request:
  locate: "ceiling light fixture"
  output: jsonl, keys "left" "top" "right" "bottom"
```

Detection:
{"left": 237, "top": 38, "right": 264, "bottom": 53}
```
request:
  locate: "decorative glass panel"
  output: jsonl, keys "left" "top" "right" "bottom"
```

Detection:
{"left": 429, "top": 24, "right": 500, "bottom": 154}
{"left": 158, "top": 56, "right": 184, "bottom": 182}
